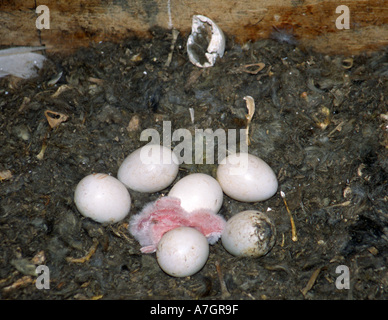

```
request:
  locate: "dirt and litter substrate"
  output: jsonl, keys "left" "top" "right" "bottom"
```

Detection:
{"left": 0, "top": 28, "right": 387, "bottom": 300}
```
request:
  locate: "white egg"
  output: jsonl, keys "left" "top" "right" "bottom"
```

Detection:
{"left": 156, "top": 227, "right": 209, "bottom": 277}
{"left": 168, "top": 173, "right": 223, "bottom": 213}
{"left": 222, "top": 210, "right": 276, "bottom": 257}
{"left": 117, "top": 144, "right": 179, "bottom": 193}
{"left": 74, "top": 173, "right": 131, "bottom": 223}
{"left": 217, "top": 152, "right": 278, "bottom": 202}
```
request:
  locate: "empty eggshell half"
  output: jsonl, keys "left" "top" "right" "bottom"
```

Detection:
{"left": 117, "top": 144, "right": 179, "bottom": 193}
{"left": 168, "top": 173, "right": 223, "bottom": 213}
{"left": 217, "top": 153, "right": 278, "bottom": 202}
{"left": 187, "top": 15, "right": 225, "bottom": 68}
{"left": 222, "top": 210, "right": 276, "bottom": 258}
{"left": 74, "top": 173, "right": 131, "bottom": 223}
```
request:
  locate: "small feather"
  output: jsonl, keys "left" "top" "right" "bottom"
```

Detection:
{"left": 0, "top": 46, "right": 47, "bottom": 79}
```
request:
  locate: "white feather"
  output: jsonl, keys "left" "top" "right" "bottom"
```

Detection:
{"left": 0, "top": 46, "right": 47, "bottom": 79}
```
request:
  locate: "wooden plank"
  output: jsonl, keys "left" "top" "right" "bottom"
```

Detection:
{"left": 0, "top": 0, "right": 41, "bottom": 47}
{"left": 0, "top": 0, "right": 387, "bottom": 55}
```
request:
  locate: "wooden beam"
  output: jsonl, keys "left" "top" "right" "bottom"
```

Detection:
{"left": 1, "top": 0, "right": 387, "bottom": 55}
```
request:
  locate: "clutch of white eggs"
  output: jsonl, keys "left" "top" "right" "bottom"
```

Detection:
{"left": 74, "top": 144, "right": 278, "bottom": 277}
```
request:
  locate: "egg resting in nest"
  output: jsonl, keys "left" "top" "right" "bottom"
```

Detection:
{"left": 129, "top": 196, "right": 226, "bottom": 253}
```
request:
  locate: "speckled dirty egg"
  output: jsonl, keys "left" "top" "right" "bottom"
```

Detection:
{"left": 217, "top": 153, "right": 278, "bottom": 202}
{"left": 156, "top": 227, "right": 209, "bottom": 277}
{"left": 74, "top": 173, "right": 131, "bottom": 223}
{"left": 168, "top": 173, "right": 223, "bottom": 213}
{"left": 221, "top": 210, "right": 276, "bottom": 258}
{"left": 117, "top": 144, "right": 179, "bottom": 193}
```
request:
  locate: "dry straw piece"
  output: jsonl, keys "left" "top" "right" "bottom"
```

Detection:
{"left": 280, "top": 191, "right": 298, "bottom": 242}
{"left": 244, "top": 96, "right": 255, "bottom": 146}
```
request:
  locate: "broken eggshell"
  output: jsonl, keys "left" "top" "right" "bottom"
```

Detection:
{"left": 187, "top": 15, "right": 225, "bottom": 68}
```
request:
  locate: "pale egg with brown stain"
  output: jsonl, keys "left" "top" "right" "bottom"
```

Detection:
{"left": 221, "top": 210, "right": 276, "bottom": 258}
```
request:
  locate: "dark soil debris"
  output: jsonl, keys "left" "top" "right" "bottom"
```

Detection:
{"left": 0, "top": 29, "right": 387, "bottom": 300}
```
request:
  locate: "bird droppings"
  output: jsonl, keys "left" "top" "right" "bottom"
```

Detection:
{"left": 0, "top": 28, "right": 387, "bottom": 299}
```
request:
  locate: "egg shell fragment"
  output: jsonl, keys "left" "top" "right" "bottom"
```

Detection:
{"left": 156, "top": 227, "right": 209, "bottom": 277}
{"left": 221, "top": 210, "right": 276, "bottom": 257}
{"left": 117, "top": 144, "right": 179, "bottom": 193}
{"left": 168, "top": 173, "right": 223, "bottom": 213}
{"left": 187, "top": 15, "right": 226, "bottom": 68}
{"left": 217, "top": 153, "right": 278, "bottom": 202}
{"left": 74, "top": 173, "right": 131, "bottom": 223}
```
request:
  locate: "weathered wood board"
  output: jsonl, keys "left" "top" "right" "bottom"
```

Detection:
{"left": 1, "top": 0, "right": 387, "bottom": 55}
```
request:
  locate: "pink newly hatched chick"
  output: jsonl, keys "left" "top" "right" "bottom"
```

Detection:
{"left": 187, "top": 209, "right": 226, "bottom": 245}
{"left": 129, "top": 197, "right": 190, "bottom": 253}
{"left": 129, "top": 196, "right": 226, "bottom": 253}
